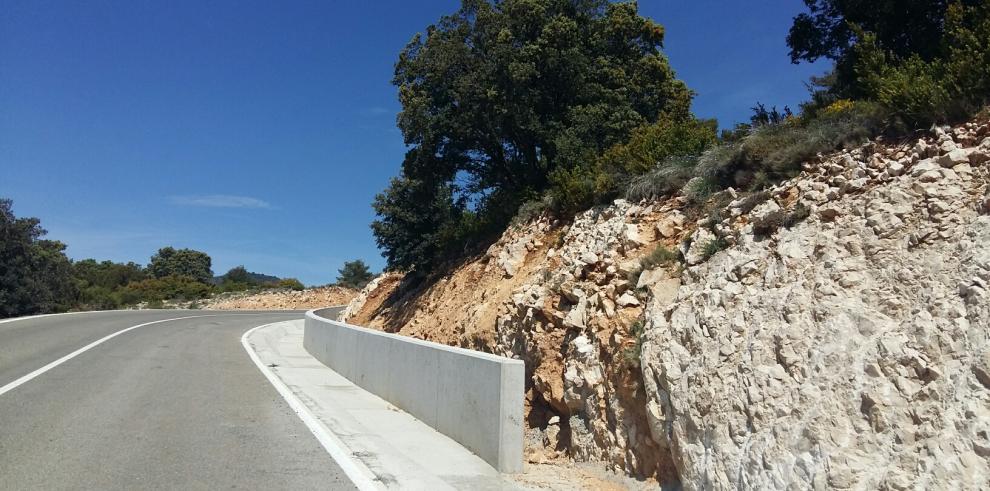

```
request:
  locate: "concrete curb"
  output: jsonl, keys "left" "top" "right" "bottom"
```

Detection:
{"left": 304, "top": 308, "right": 525, "bottom": 473}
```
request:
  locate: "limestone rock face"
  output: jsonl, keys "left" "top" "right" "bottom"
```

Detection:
{"left": 343, "top": 116, "right": 990, "bottom": 488}
{"left": 640, "top": 120, "right": 990, "bottom": 490}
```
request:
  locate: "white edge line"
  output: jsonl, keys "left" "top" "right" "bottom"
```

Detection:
{"left": 0, "top": 306, "right": 350, "bottom": 326}
{"left": 0, "top": 315, "right": 217, "bottom": 397}
{"left": 0, "top": 309, "right": 136, "bottom": 325}
{"left": 241, "top": 322, "right": 381, "bottom": 491}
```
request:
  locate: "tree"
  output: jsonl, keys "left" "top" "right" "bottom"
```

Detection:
{"left": 0, "top": 198, "right": 76, "bottom": 317}
{"left": 372, "top": 176, "right": 466, "bottom": 271}
{"left": 277, "top": 278, "right": 305, "bottom": 291}
{"left": 374, "top": 0, "right": 694, "bottom": 271}
{"left": 336, "top": 260, "right": 374, "bottom": 290}
{"left": 786, "top": 0, "right": 983, "bottom": 95}
{"left": 222, "top": 266, "right": 251, "bottom": 285}
{"left": 148, "top": 247, "right": 213, "bottom": 284}
{"left": 73, "top": 259, "right": 146, "bottom": 290}
{"left": 72, "top": 259, "right": 148, "bottom": 310}
{"left": 788, "top": 0, "right": 990, "bottom": 125}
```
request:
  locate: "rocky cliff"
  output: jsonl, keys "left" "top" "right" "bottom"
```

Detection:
{"left": 344, "top": 118, "right": 990, "bottom": 489}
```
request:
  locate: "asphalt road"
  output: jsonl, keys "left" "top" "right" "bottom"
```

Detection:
{"left": 0, "top": 309, "right": 356, "bottom": 490}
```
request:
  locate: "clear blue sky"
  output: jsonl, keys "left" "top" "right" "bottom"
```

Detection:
{"left": 1, "top": 1, "right": 827, "bottom": 286}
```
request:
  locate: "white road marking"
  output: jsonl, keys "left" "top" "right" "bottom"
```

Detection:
{"left": 0, "top": 314, "right": 217, "bottom": 397}
{"left": 242, "top": 322, "right": 381, "bottom": 491}
{"left": 0, "top": 309, "right": 133, "bottom": 325}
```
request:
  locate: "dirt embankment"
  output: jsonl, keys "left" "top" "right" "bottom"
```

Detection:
{"left": 201, "top": 285, "right": 358, "bottom": 310}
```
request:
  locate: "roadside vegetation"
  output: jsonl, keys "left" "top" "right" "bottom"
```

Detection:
{"left": 0, "top": 198, "right": 368, "bottom": 317}
{"left": 335, "top": 259, "right": 375, "bottom": 290}
{"left": 371, "top": 0, "right": 990, "bottom": 277}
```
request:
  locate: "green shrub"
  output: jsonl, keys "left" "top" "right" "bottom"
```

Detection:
{"left": 628, "top": 245, "right": 683, "bottom": 285}
{"left": 512, "top": 195, "right": 554, "bottom": 226}
{"left": 752, "top": 210, "right": 786, "bottom": 238}
{"left": 640, "top": 245, "right": 681, "bottom": 270}
{"left": 114, "top": 288, "right": 143, "bottom": 306}
{"left": 277, "top": 278, "right": 305, "bottom": 291}
{"left": 77, "top": 285, "right": 120, "bottom": 310}
{"left": 739, "top": 103, "right": 881, "bottom": 185}
{"left": 547, "top": 164, "right": 613, "bottom": 214}
{"left": 121, "top": 275, "right": 213, "bottom": 302}
{"left": 601, "top": 118, "right": 717, "bottom": 176}
{"left": 700, "top": 236, "right": 729, "bottom": 261}
{"left": 218, "top": 281, "right": 253, "bottom": 293}
{"left": 786, "top": 204, "right": 812, "bottom": 226}
{"left": 693, "top": 141, "right": 741, "bottom": 182}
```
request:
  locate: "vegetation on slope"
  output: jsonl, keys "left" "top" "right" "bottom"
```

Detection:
{"left": 371, "top": 0, "right": 990, "bottom": 278}
{"left": 372, "top": 0, "right": 697, "bottom": 272}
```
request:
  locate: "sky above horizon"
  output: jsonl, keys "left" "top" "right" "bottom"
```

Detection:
{"left": 1, "top": 1, "right": 828, "bottom": 285}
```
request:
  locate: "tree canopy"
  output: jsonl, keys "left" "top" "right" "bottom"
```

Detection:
{"left": 374, "top": 0, "right": 694, "bottom": 271}
{"left": 73, "top": 259, "right": 146, "bottom": 290}
{"left": 222, "top": 266, "right": 252, "bottom": 285}
{"left": 148, "top": 247, "right": 213, "bottom": 284}
{"left": 336, "top": 260, "right": 374, "bottom": 289}
{"left": 787, "top": 0, "right": 975, "bottom": 64}
{"left": 0, "top": 199, "right": 76, "bottom": 317}
{"left": 788, "top": 0, "right": 990, "bottom": 124}
{"left": 787, "top": 0, "right": 985, "bottom": 96}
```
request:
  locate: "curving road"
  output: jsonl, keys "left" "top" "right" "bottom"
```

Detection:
{"left": 0, "top": 309, "right": 355, "bottom": 490}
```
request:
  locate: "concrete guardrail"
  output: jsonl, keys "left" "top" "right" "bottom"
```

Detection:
{"left": 303, "top": 308, "right": 524, "bottom": 473}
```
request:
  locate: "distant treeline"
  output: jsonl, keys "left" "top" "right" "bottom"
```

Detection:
{"left": 1, "top": 198, "right": 380, "bottom": 318}
{"left": 0, "top": 198, "right": 305, "bottom": 317}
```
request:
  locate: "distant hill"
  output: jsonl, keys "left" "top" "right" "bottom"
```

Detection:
{"left": 210, "top": 271, "right": 280, "bottom": 285}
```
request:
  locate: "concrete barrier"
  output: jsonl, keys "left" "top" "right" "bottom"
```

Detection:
{"left": 303, "top": 308, "right": 524, "bottom": 473}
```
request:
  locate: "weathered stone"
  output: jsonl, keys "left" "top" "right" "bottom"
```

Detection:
{"left": 657, "top": 211, "right": 686, "bottom": 238}
{"left": 563, "top": 300, "right": 587, "bottom": 329}
{"left": 616, "top": 292, "right": 640, "bottom": 307}
{"left": 684, "top": 228, "right": 717, "bottom": 265}
{"left": 939, "top": 148, "right": 970, "bottom": 167}
{"left": 636, "top": 267, "right": 667, "bottom": 290}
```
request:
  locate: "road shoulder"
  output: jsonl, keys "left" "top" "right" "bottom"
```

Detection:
{"left": 243, "top": 320, "right": 522, "bottom": 490}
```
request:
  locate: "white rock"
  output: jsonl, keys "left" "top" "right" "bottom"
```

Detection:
{"left": 938, "top": 148, "right": 970, "bottom": 167}
{"left": 616, "top": 292, "right": 640, "bottom": 307}
{"left": 624, "top": 224, "right": 644, "bottom": 247}
{"left": 636, "top": 267, "right": 667, "bottom": 290}
{"left": 579, "top": 251, "right": 600, "bottom": 266}
{"left": 657, "top": 211, "right": 686, "bottom": 238}
{"left": 886, "top": 161, "right": 905, "bottom": 176}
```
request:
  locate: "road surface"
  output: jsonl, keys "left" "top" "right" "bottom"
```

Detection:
{"left": 0, "top": 309, "right": 356, "bottom": 490}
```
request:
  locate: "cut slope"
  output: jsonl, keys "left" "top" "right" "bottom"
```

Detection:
{"left": 344, "top": 117, "right": 990, "bottom": 488}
